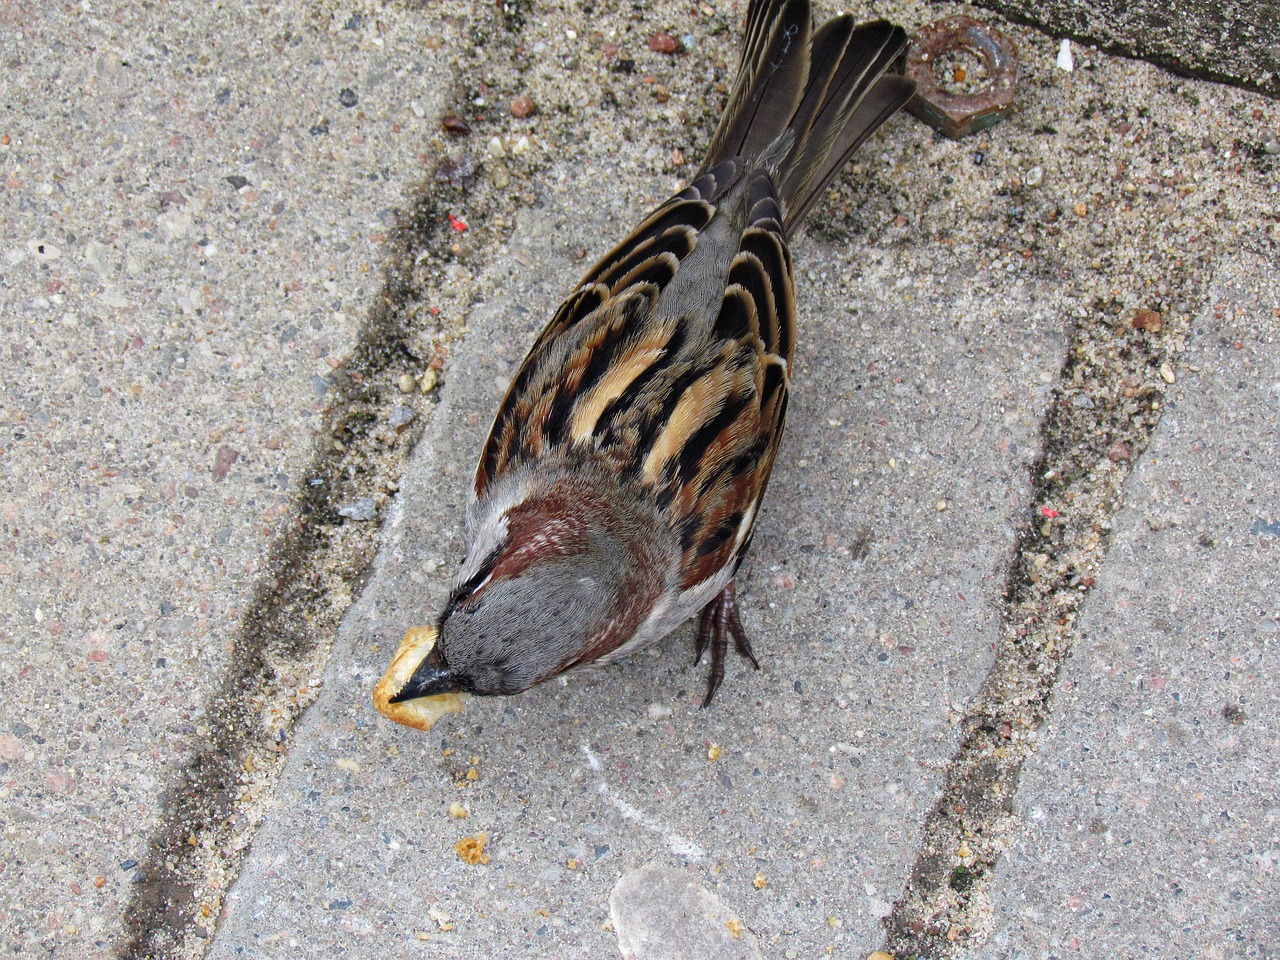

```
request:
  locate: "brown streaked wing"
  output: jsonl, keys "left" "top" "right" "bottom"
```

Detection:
{"left": 674, "top": 351, "right": 789, "bottom": 591}
{"left": 518, "top": 160, "right": 738, "bottom": 376}
{"left": 738, "top": 226, "right": 795, "bottom": 364}
{"left": 478, "top": 283, "right": 661, "bottom": 492}
{"left": 475, "top": 192, "right": 719, "bottom": 496}
{"left": 657, "top": 179, "right": 796, "bottom": 591}
{"left": 477, "top": 159, "right": 796, "bottom": 599}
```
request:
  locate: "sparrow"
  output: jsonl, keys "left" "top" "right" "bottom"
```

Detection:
{"left": 384, "top": 0, "right": 915, "bottom": 712}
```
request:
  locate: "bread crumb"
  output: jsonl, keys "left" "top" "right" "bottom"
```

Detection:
{"left": 455, "top": 833, "right": 490, "bottom": 865}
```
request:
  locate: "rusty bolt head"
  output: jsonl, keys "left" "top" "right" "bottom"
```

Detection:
{"left": 905, "top": 16, "right": 1018, "bottom": 140}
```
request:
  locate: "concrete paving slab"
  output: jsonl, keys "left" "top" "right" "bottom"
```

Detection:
{"left": 205, "top": 4, "right": 1280, "bottom": 955}
{"left": 208, "top": 179, "right": 1065, "bottom": 957}
{"left": 979, "top": 253, "right": 1280, "bottom": 958}
{"left": 4, "top": 0, "right": 1277, "bottom": 954}
{"left": 976, "top": 0, "right": 1280, "bottom": 96}
{"left": 0, "top": 2, "right": 451, "bottom": 955}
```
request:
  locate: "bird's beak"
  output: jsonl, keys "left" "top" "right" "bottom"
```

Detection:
{"left": 372, "top": 625, "right": 466, "bottom": 731}
{"left": 388, "top": 642, "right": 455, "bottom": 701}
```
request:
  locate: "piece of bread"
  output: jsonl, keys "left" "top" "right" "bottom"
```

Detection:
{"left": 372, "top": 625, "right": 466, "bottom": 731}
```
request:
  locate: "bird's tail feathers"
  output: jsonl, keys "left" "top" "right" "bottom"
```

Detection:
{"left": 700, "top": 0, "right": 915, "bottom": 231}
{"left": 701, "top": 0, "right": 811, "bottom": 168}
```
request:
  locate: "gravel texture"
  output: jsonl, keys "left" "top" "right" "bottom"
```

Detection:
{"left": 2, "top": 0, "right": 1276, "bottom": 957}
{"left": 0, "top": 2, "right": 452, "bottom": 955}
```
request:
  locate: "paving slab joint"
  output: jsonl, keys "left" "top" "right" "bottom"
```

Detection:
{"left": 883, "top": 284, "right": 1199, "bottom": 953}
{"left": 115, "top": 166, "right": 479, "bottom": 959}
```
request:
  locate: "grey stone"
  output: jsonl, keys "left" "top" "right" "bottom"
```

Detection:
{"left": 338, "top": 496, "right": 379, "bottom": 522}
{"left": 610, "top": 865, "right": 762, "bottom": 960}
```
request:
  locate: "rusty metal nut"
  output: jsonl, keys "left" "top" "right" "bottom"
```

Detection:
{"left": 905, "top": 16, "right": 1018, "bottom": 140}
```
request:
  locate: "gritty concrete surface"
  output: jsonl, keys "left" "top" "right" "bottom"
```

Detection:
{"left": 978, "top": 254, "right": 1280, "bottom": 959}
{"left": 0, "top": 2, "right": 451, "bottom": 955}
{"left": 205, "top": 6, "right": 1279, "bottom": 956}
{"left": 2, "top": 0, "right": 1277, "bottom": 957}
{"left": 206, "top": 190, "right": 1061, "bottom": 956}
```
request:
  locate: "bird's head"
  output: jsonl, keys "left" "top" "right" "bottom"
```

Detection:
{"left": 389, "top": 465, "right": 674, "bottom": 701}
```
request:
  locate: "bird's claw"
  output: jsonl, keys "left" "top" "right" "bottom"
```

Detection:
{"left": 695, "top": 580, "right": 760, "bottom": 707}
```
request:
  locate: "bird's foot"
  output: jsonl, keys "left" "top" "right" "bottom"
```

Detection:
{"left": 694, "top": 580, "right": 760, "bottom": 707}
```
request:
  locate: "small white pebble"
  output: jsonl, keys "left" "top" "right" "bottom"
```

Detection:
{"left": 27, "top": 239, "right": 61, "bottom": 261}
{"left": 1056, "top": 39, "right": 1074, "bottom": 72}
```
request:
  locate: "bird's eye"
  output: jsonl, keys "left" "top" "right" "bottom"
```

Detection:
{"left": 441, "top": 545, "right": 502, "bottom": 620}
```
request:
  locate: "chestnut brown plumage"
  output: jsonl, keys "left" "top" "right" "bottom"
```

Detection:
{"left": 390, "top": 0, "right": 914, "bottom": 709}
